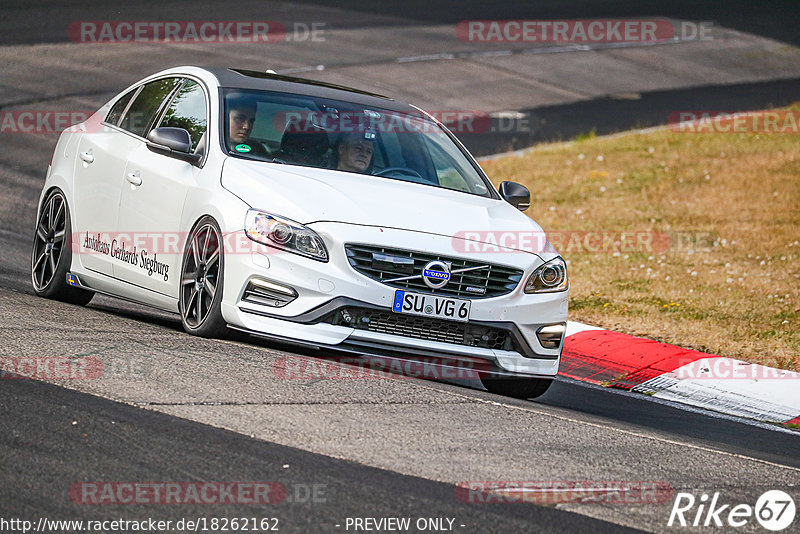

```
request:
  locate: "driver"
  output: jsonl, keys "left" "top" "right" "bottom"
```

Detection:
{"left": 335, "top": 131, "right": 374, "bottom": 174}
{"left": 226, "top": 95, "right": 268, "bottom": 157}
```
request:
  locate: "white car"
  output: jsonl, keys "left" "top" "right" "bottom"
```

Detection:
{"left": 32, "top": 66, "right": 568, "bottom": 398}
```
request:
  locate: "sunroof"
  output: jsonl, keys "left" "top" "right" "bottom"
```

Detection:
{"left": 229, "top": 69, "right": 392, "bottom": 100}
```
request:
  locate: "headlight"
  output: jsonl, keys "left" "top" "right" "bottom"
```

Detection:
{"left": 524, "top": 257, "right": 568, "bottom": 293}
{"left": 245, "top": 209, "right": 328, "bottom": 262}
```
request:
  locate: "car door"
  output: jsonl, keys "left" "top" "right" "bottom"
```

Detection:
{"left": 114, "top": 78, "right": 208, "bottom": 297}
{"left": 71, "top": 87, "right": 141, "bottom": 275}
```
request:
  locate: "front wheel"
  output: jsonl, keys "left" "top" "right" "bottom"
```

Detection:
{"left": 31, "top": 189, "right": 94, "bottom": 305}
{"left": 480, "top": 374, "right": 553, "bottom": 399}
{"left": 179, "top": 216, "right": 228, "bottom": 338}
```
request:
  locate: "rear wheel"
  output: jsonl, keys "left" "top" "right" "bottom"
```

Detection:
{"left": 179, "top": 217, "right": 227, "bottom": 338}
{"left": 31, "top": 189, "right": 94, "bottom": 305}
{"left": 480, "top": 374, "right": 553, "bottom": 399}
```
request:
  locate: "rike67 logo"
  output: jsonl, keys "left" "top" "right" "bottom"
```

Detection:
{"left": 668, "top": 490, "right": 795, "bottom": 531}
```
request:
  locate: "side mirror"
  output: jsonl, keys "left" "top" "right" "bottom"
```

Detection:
{"left": 499, "top": 181, "right": 531, "bottom": 211}
{"left": 146, "top": 127, "right": 201, "bottom": 164}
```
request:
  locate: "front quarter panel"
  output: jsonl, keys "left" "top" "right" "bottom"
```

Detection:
{"left": 179, "top": 156, "right": 251, "bottom": 299}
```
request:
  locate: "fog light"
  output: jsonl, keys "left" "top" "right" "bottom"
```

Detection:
{"left": 536, "top": 324, "right": 565, "bottom": 349}
{"left": 242, "top": 278, "right": 297, "bottom": 307}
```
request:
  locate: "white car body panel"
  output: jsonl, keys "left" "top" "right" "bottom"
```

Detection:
{"left": 221, "top": 158, "right": 548, "bottom": 248}
{"left": 116, "top": 143, "right": 197, "bottom": 296}
{"left": 72, "top": 127, "right": 140, "bottom": 275}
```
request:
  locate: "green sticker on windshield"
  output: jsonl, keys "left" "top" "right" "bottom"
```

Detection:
{"left": 235, "top": 144, "right": 251, "bottom": 153}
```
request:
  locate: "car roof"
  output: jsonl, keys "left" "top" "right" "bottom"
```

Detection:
{"left": 201, "top": 67, "right": 420, "bottom": 114}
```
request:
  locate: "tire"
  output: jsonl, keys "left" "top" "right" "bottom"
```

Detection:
{"left": 31, "top": 189, "right": 94, "bottom": 305}
{"left": 179, "top": 216, "right": 228, "bottom": 338}
{"left": 480, "top": 374, "right": 553, "bottom": 399}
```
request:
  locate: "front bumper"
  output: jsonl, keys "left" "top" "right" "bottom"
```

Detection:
{"left": 221, "top": 223, "right": 568, "bottom": 377}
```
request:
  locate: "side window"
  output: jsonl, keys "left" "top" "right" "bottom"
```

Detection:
{"left": 425, "top": 135, "right": 488, "bottom": 195}
{"left": 105, "top": 88, "right": 137, "bottom": 126}
{"left": 119, "top": 77, "right": 180, "bottom": 137}
{"left": 158, "top": 80, "right": 207, "bottom": 151}
{"left": 428, "top": 141, "right": 469, "bottom": 191}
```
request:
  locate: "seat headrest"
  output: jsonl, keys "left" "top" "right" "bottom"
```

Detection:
{"left": 280, "top": 119, "right": 329, "bottom": 165}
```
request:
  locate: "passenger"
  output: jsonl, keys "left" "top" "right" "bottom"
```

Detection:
{"left": 226, "top": 95, "right": 269, "bottom": 157}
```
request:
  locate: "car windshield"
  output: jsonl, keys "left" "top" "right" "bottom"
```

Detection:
{"left": 221, "top": 89, "right": 491, "bottom": 197}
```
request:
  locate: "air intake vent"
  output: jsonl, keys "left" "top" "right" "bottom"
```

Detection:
{"left": 325, "top": 307, "right": 516, "bottom": 351}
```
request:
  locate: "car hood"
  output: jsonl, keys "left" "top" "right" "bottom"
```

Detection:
{"left": 221, "top": 158, "right": 553, "bottom": 256}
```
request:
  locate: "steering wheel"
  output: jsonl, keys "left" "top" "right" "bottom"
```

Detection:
{"left": 374, "top": 167, "right": 424, "bottom": 179}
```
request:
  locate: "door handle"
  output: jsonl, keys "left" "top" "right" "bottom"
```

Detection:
{"left": 126, "top": 171, "right": 142, "bottom": 186}
{"left": 79, "top": 151, "right": 94, "bottom": 164}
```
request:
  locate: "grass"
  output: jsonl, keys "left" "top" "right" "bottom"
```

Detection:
{"left": 574, "top": 128, "right": 597, "bottom": 142}
{"left": 480, "top": 107, "right": 800, "bottom": 371}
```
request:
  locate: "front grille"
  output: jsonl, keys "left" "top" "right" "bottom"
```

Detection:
{"left": 345, "top": 244, "right": 523, "bottom": 298}
{"left": 324, "top": 307, "right": 515, "bottom": 351}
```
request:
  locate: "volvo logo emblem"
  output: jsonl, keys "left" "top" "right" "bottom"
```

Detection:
{"left": 422, "top": 260, "right": 451, "bottom": 289}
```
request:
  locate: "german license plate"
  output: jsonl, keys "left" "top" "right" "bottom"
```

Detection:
{"left": 392, "top": 290, "right": 471, "bottom": 322}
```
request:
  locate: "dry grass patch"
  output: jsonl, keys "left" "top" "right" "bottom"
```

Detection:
{"left": 480, "top": 114, "right": 800, "bottom": 370}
